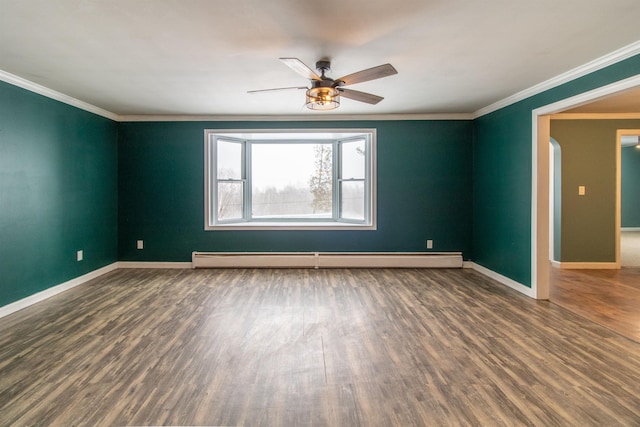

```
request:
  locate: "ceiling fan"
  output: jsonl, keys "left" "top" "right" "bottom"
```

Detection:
{"left": 248, "top": 58, "right": 398, "bottom": 110}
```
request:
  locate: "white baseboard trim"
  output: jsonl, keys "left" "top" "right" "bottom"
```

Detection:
{"left": 117, "top": 261, "right": 193, "bottom": 269}
{"left": 556, "top": 262, "right": 619, "bottom": 270}
{"left": 470, "top": 262, "right": 536, "bottom": 298}
{"left": 621, "top": 227, "right": 640, "bottom": 231}
{"left": 0, "top": 263, "right": 119, "bottom": 320}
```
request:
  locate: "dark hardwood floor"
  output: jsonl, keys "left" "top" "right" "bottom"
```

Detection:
{"left": 550, "top": 266, "right": 640, "bottom": 343}
{"left": 1, "top": 268, "right": 639, "bottom": 426}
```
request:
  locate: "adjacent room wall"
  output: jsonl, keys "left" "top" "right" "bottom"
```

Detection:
{"left": 0, "top": 81, "right": 118, "bottom": 307}
{"left": 549, "top": 120, "right": 640, "bottom": 262}
{"left": 622, "top": 143, "right": 640, "bottom": 227}
{"left": 550, "top": 119, "right": 640, "bottom": 262}
{"left": 472, "top": 54, "right": 640, "bottom": 287}
{"left": 117, "top": 120, "right": 473, "bottom": 261}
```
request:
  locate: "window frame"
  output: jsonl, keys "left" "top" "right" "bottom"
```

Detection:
{"left": 204, "top": 129, "right": 377, "bottom": 231}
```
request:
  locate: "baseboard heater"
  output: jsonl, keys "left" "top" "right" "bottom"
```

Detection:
{"left": 191, "top": 252, "right": 463, "bottom": 269}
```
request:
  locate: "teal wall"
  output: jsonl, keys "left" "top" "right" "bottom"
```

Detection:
{"left": 473, "top": 55, "right": 640, "bottom": 286}
{"left": 2, "top": 50, "right": 639, "bottom": 309}
{"left": 117, "top": 120, "right": 473, "bottom": 261}
{"left": 622, "top": 144, "right": 640, "bottom": 227}
{"left": 0, "top": 81, "right": 118, "bottom": 307}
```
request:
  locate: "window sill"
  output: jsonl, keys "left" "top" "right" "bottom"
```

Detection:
{"left": 206, "top": 221, "right": 376, "bottom": 231}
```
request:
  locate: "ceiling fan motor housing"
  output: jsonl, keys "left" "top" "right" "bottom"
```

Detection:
{"left": 315, "top": 60, "right": 331, "bottom": 74}
{"left": 312, "top": 79, "right": 335, "bottom": 89}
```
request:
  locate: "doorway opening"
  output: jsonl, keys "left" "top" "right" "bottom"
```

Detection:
{"left": 533, "top": 77, "right": 640, "bottom": 342}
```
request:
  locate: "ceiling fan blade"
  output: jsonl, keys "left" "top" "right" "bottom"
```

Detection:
{"left": 337, "top": 88, "right": 384, "bottom": 105}
{"left": 247, "top": 86, "right": 308, "bottom": 94}
{"left": 279, "top": 58, "right": 322, "bottom": 81}
{"left": 336, "top": 63, "right": 397, "bottom": 86}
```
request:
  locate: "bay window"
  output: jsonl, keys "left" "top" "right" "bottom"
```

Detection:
{"left": 204, "top": 129, "right": 376, "bottom": 230}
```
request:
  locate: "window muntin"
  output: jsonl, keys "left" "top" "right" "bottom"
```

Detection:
{"left": 215, "top": 139, "right": 245, "bottom": 222}
{"left": 339, "top": 138, "right": 367, "bottom": 222}
{"left": 205, "top": 129, "right": 376, "bottom": 230}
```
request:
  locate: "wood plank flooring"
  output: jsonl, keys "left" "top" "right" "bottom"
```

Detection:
{"left": 1, "top": 268, "right": 640, "bottom": 426}
{"left": 550, "top": 266, "right": 640, "bottom": 343}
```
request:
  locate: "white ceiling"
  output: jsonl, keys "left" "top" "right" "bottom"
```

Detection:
{"left": 1, "top": 0, "right": 639, "bottom": 117}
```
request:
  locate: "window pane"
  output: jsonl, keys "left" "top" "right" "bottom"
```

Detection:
{"left": 217, "top": 182, "right": 243, "bottom": 221}
{"left": 341, "top": 181, "right": 365, "bottom": 220}
{"left": 341, "top": 139, "right": 366, "bottom": 179}
{"left": 217, "top": 140, "right": 242, "bottom": 180}
{"left": 251, "top": 143, "right": 332, "bottom": 218}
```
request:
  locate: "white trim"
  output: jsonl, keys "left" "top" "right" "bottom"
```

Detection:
{"left": 550, "top": 113, "right": 640, "bottom": 120}
{"left": 117, "top": 261, "right": 193, "bottom": 269}
{"left": 555, "top": 262, "right": 619, "bottom": 270}
{"left": 0, "top": 263, "right": 118, "bottom": 319}
{"left": 118, "top": 113, "right": 473, "bottom": 122}
{"left": 206, "top": 223, "right": 376, "bottom": 231}
{"left": 622, "top": 227, "right": 640, "bottom": 231}
{"left": 0, "top": 70, "right": 118, "bottom": 121}
{"left": 0, "top": 70, "right": 468, "bottom": 121}
{"left": 474, "top": 40, "right": 640, "bottom": 118}
{"left": 192, "top": 252, "right": 463, "bottom": 269}
{"left": 532, "top": 113, "right": 539, "bottom": 296}
{"left": 615, "top": 130, "right": 629, "bottom": 269}
{"left": 470, "top": 262, "right": 536, "bottom": 298}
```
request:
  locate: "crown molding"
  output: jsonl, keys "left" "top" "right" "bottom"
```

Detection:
{"left": 0, "top": 71, "right": 471, "bottom": 121}
{"left": 0, "top": 70, "right": 119, "bottom": 121}
{"left": 473, "top": 40, "right": 640, "bottom": 119}
{"left": 117, "top": 113, "right": 473, "bottom": 122}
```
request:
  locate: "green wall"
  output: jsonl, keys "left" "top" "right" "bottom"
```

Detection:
{"left": 473, "top": 55, "right": 640, "bottom": 286}
{"left": 117, "top": 120, "right": 473, "bottom": 261}
{"left": 2, "top": 50, "right": 639, "bottom": 309}
{"left": 0, "top": 81, "right": 118, "bottom": 307}
{"left": 622, "top": 144, "right": 640, "bottom": 227}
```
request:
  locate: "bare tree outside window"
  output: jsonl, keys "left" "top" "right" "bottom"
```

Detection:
{"left": 309, "top": 144, "right": 333, "bottom": 214}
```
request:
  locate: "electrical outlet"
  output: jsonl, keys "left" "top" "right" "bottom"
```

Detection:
{"left": 426, "top": 240, "right": 433, "bottom": 249}
{"left": 77, "top": 250, "right": 83, "bottom": 261}
{"left": 578, "top": 185, "right": 586, "bottom": 196}
{"left": 137, "top": 240, "right": 144, "bottom": 250}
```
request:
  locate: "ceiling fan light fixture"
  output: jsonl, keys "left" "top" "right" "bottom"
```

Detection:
{"left": 250, "top": 58, "right": 396, "bottom": 110}
{"left": 305, "top": 87, "right": 340, "bottom": 110}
